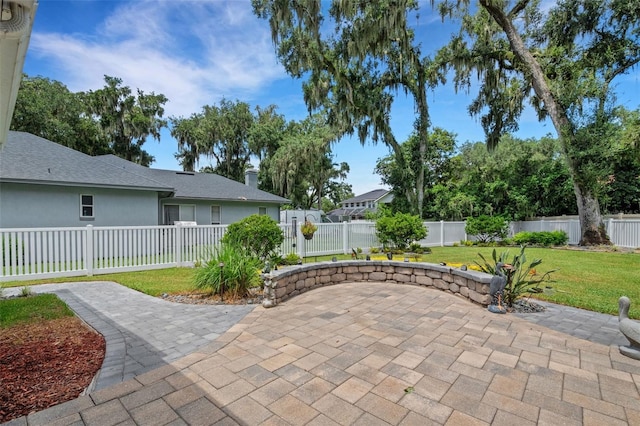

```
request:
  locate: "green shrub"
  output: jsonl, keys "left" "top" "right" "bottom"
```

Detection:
{"left": 512, "top": 230, "right": 568, "bottom": 246}
{"left": 222, "top": 214, "right": 284, "bottom": 260}
{"left": 194, "top": 243, "right": 262, "bottom": 298}
{"left": 465, "top": 215, "right": 509, "bottom": 244}
{"left": 281, "top": 253, "right": 302, "bottom": 265}
{"left": 375, "top": 212, "right": 427, "bottom": 250}
{"left": 408, "top": 242, "right": 422, "bottom": 253}
{"left": 370, "top": 247, "right": 380, "bottom": 254}
{"left": 474, "top": 246, "right": 556, "bottom": 306}
{"left": 267, "top": 254, "right": 283, "bottom": 267}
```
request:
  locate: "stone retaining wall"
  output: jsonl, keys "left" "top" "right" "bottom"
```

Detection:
{"left": 261, "top": 261, "right": 493, "bottom": 308}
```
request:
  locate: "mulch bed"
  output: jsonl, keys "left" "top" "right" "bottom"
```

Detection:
{"left": 0, "top": 317, "right": 105, "bottom": 423}
{"left": 161, "top": 287, "right": 264, "bottom": 305}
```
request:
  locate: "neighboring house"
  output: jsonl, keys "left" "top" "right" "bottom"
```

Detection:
{"left": 327, "top": 189, "right": 393, "bottom": 221}
{"left": 280, "top": 209, "right": 324, "bottom": 224}
{"left": 0, "top": 132, "right": 289, "bottom": 228}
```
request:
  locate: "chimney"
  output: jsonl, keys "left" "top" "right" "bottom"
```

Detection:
{"left": 245, "top": 168, "right": 258, "bottom": 188}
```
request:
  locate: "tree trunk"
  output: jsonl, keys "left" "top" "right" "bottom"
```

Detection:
{"left": 480, "top": 0, "right": 611, "bottom": 245}
{"left": 414, "top": 66, "right": 428, "bottom": 219}
{"left": 574, "top": 182, "right": 609, "bottom": 245}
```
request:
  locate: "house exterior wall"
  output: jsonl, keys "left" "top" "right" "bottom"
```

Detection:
{"left": 159, "top": 198, "right": 280, "bottom": 225}
{"left": 0, "top": 182, "right": 159, "bottom": 228}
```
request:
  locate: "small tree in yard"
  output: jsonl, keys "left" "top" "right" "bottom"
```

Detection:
{"left": 375, "top": 212, "right": 427, "bottom": 251}
{"left": 222, "top": 214, "right": 284, "bottom": 260}
{"left": 465, "top": 215, "right": 509, "bottom": 244}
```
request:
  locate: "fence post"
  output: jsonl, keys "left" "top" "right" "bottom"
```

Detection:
{"left": 607, "top": 218, "right": 614, "bottom": 245}
{"left": 175, "top": 223, "right": 182, "bottom": 266}
{"left": 464, "top": 220, "right": 467, "bottom": 242}
{"left": 296, "top": 222, "right": 305, "bottom": 258}
{"left": 86, "top": 225, "right": 94, "bottom": 276}
{"left": 343, "top": 221, "right": 349, "bottom": 254}
{"left": 440, "top": 220, "right": 445, "bottom": 247}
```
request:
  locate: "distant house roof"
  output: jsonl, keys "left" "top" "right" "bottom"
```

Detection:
{"left": 341, "top": 189, "right": 390, "bottom": 204}
{"left": 1, "top": 131, "right": 289, "bottom": 204}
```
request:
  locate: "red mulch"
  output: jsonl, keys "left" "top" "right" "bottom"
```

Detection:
{"left": 0, "top": 317, "right": 106, "bottom": 423}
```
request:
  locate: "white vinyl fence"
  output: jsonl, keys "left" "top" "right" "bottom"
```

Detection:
{"left": 511, "top": 218, "right": 640, "bottom": 247}
{"left": 2, "top": 219, "right": 638, "bottom": 282}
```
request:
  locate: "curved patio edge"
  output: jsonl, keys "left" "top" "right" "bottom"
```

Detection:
{"left": 262, "top": 260, "right": 493, "bottom": 308}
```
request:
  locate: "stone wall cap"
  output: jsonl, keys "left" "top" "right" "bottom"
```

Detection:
{"left": 264, "top": 260, "right": 491, "bottom": 283}
{"left": 451, "top": 268, "right": 492, "bottom": 283}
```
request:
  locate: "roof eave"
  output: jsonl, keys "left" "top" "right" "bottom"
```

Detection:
{"left": 0, "top": 178, "right": 173, "bottom": 193}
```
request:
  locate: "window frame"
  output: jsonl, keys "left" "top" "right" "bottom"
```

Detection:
{"left": 80, "top": 194, "right": 94, "bottom": 219}
{"left": 211, "top": 205, "right": 222, "bottom": 225}
{"left": 163, "top": 204, "right": 197, "bottom": 225}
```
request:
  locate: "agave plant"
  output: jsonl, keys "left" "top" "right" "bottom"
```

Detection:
{"left": 474, "top": 246, "right": 556, "bottom": 306}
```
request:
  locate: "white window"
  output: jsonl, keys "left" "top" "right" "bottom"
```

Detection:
{"left": 211, "top": 205, "right": 221, "bottom": 224}
{"left": 163, "top": 205, "right": 196, "bottom": 224}
{"left": 258, "top": 207, "right": 267, "bottom": 215}
{"left": 80, "top": 194, "right": 94, "bottom": 218}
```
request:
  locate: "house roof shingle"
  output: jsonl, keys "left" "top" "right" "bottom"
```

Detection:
{"left": 342, "top": 189, "right": 390, "bottom": 204}
{"left": 1, "top": 132, "right": 289, "bottom": 204}
{"left": 96, "top": 154, "right": 289, "bottom": 203}
{"left": 1, "top": 132, "right": 171, "bottom": 191}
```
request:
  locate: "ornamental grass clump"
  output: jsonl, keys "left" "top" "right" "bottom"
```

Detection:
{"left": 474, "top": 246, "right": 556, "bottom": 306}
{"left": 193, "top": 243, "right": 262, "bottom": 299}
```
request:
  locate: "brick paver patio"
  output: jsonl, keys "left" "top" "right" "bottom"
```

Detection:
{"left": 8, "top": 282, "right": 640, "bottom": 425}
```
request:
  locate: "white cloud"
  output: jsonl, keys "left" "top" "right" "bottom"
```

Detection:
{"left": 27, "top": 0, "right": 286, "bottom": 118}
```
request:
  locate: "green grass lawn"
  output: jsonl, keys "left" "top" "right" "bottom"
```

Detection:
{"left": 430, "top": 246, "right": 640, "bottom": 318}
{"left": 1, "top": 268, "right": 195, "bottom": 297}
{"left": 3, "top": 247, "right": 639, "bottom": 318}
{"left": 308, "top": 247, "right": 640, "bottom": 319}
{"left": 0, "top": 293, "right": 74, "bottom": 328}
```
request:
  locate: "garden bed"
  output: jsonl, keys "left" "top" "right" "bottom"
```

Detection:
{"left": 0, "top": 316, "right": 105, "bottom": 423}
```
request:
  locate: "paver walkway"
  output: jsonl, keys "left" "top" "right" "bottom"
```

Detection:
{"left": 6, "top": 281, "right": 640, "bottom": 425}
{"left": 2, "top": 282, "right": 254, "bottom": 390}
{"left": 513, "top": 299, "right": 628, "bottom": 347}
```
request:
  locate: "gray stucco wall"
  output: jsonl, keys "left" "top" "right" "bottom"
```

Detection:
{"left": 159, "top": 198, "right": 280, "bottom": 225}
{"left": 0, "top": 182, "right": 159, "bottom": 228}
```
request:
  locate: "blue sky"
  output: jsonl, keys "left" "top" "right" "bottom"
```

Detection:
{"left": 22, "top": 0, "right": 640, "bottom": 196}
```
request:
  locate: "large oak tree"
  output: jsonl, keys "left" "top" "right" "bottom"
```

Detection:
{"left": 83, "top": 76, "right": 168, "bottom": 166}
{"left": 437, "top": 0, "right": 640, "bottom": 244}
{"left": 253, "top": 0, "right": 443, "bottom": 218}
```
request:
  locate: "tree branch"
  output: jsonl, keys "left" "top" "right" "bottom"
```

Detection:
{"left": 508, "top": 0, "right": 530, "bottom": 19}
